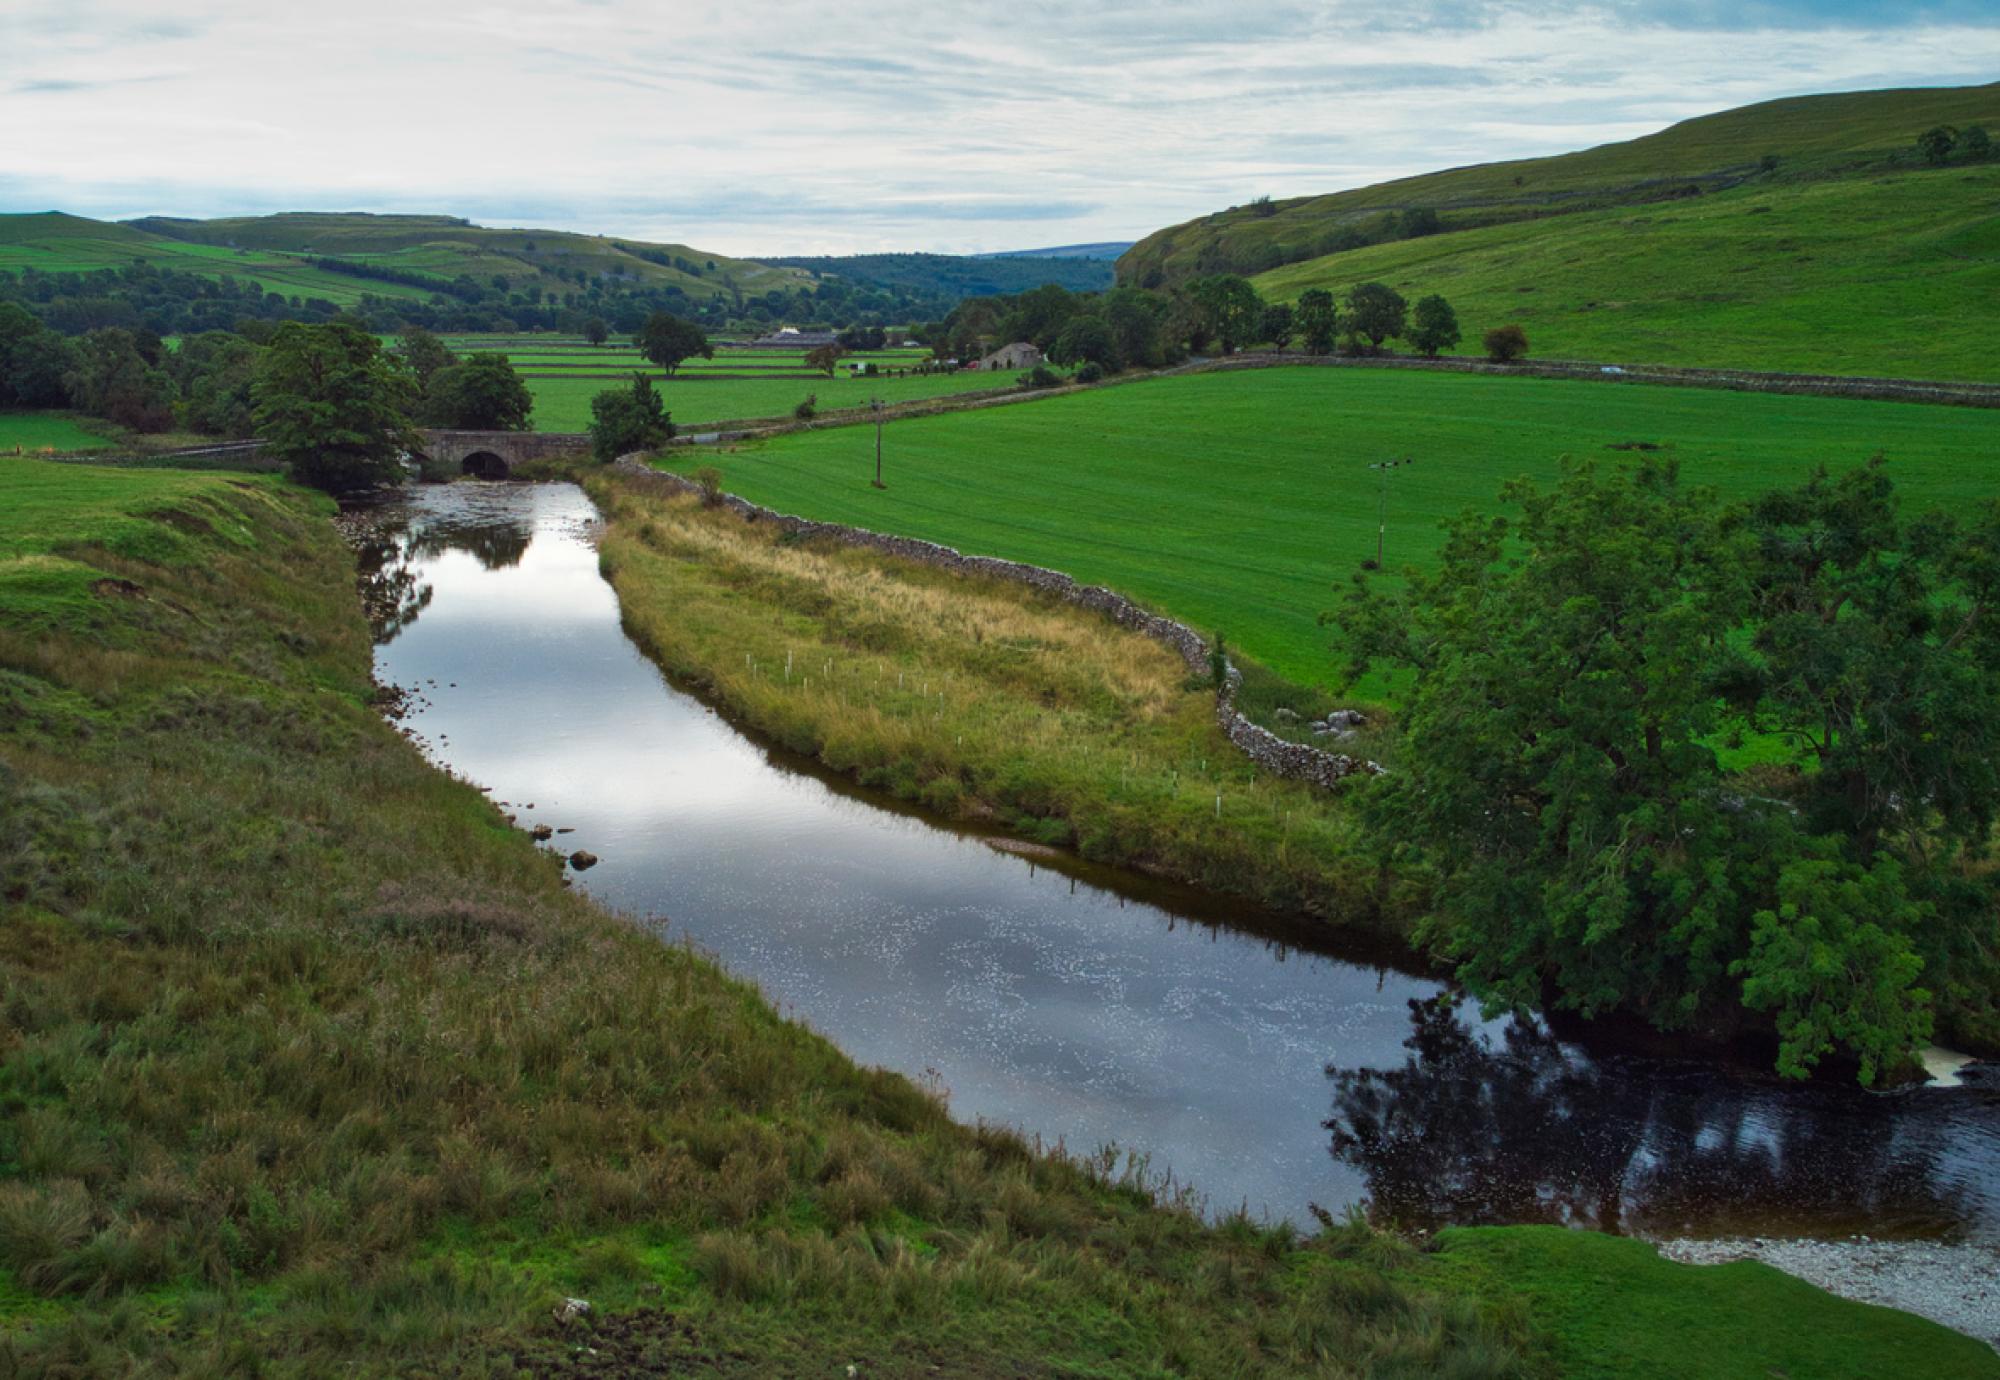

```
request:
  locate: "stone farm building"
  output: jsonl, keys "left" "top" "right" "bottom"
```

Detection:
{"left": 976, "top": 341, "right": 1043, "bottom": 371}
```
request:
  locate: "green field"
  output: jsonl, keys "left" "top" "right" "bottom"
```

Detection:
{"left": 1254, "top": 166, "right": 2000, "bottom": 382}
{"left": 0, "top": 412, "right": 113, "bottom": 454}
{"left": 660, "top": 367, "right": 2000, "bottom": 689}
{"left": 528, "top": 364, "right": 1030, "bottom": 431}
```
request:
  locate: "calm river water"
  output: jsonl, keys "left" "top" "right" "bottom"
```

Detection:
{"left": 353, "top": 481, "right": 2000, "bottom": 1244}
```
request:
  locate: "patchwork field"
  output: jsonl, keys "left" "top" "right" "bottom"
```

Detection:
{"left": 657, "top": 366, "right": 2000, "bottom": 690}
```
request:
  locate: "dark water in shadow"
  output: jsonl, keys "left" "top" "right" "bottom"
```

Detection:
{"left": 352, "top": 481, "right": 2000, "bottom": 1242}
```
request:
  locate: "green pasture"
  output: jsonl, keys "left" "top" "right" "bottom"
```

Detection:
{"left": 659, "top": 366, "right": 2000, "bottom": 689}
{"left": 1255, "top": 166, "right": 2000, "bottom": 383}
{"left": 0, "top": 412, "right": 113, "bottom": 454}
{"left": 529, "top": 366, "right": 1024, "bottom": 432}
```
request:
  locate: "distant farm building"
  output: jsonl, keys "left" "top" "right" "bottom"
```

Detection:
{"left": 736, "top": 326, "right": 840, "bottom": 348}
{"left": 976, "top": 342, "right": 1043, "bottom": 371}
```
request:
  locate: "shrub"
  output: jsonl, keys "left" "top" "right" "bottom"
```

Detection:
{"left": 1074, "top": 361, "right": 1105, "bottom": 384}
{"left": 1483, "top": 324, "right": 1529, "bottom": 363}
{"left": 1016, "top": 365, "right": 1061, "bottom": 390}
{"left": 694, "top": 466, "right": 724, "bottom": 507}
{"left": 794, "top": 393, "right": 817, "bottom": 421}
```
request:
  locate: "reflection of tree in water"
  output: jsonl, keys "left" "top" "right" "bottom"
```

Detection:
{"left": 349, "top": 503, "right": 534, "bottom": 645}
{"left": 1326, "top": 995, "right": 1987, "bottom": 1239}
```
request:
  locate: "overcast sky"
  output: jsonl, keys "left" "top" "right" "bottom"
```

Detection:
{"left": 4, "top": 1, "right": 1996, "bottom": 256}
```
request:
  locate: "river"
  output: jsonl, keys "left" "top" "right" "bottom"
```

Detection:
{"left": 349, "top": 479, "right": 2000, "bottom": 1246}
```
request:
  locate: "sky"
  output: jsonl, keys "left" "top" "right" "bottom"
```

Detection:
{"left": 4, "top": 1, "right": 1997, "bottom": 256}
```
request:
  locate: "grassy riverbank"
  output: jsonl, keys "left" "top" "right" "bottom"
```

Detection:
{"left": 3, "top": 456, "right": 1993, "bottom": 1377}
{"left": 589, "top": 469, "right": 1382, "bottom": 923}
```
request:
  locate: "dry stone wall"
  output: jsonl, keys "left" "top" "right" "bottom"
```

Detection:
{"left": 612, "top": 457, "right": 1376, "bottom": 791}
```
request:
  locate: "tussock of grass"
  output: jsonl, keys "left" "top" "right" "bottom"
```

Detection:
{"left": 591, "top": 473, "right": 1381, "bottom": 921}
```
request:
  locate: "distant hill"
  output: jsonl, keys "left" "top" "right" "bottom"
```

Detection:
{"left": 765, "top": 252, "right": 1116, "bottom": 316}
{"left": 976, "top": 242, "right": 1133, "bottom": 261}
{"left": 125, "top": 211, "right": 807, "bottom": 303}
{"left": 1121, "top": 83, "right": 2000, "bottom": 288}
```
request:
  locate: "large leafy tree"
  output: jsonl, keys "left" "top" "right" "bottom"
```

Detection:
{"left": 394, "top": 327, "right": 458, "bottom": 393}
{"left": 1188, "top": 274, "right": 1263, "bottom": 354}
{"left": 0, "top": 302, "right": 76, "bottom": 409}
{"left": 1342, "top": 282, "right": 1407, "bottom": 355}
{"left": 588, "top": 372, "right": 674, "bottom": 462}
{"left": 420, "top": 354, "right": 534, "bottom": 430}
{"left": 1294, "top": 289, "right": 1337, "bottom": 355}
{"left": 64, "top": 328, "right": 175, "bottom": 432}
{"left": 1329, "top": 459, "right": 1994, "bottom": 1082}
{"left": 174, "top": 330, "right": 266, "bottom": 437}
{"left": 253, "top": 321, "right": 418, "bottom": 494}
{"left": 633, "top": 311, "right": 712, "bottom": 376}
{"left": 1408, "top": 294, "right": 1461, "bottom": 358}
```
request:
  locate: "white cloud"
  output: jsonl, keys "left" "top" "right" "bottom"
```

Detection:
{"left": 2, "top": 0, "right": 1995, "bottom": 254}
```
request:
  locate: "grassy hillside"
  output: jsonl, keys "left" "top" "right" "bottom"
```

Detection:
{"left": 1254, "top": 164, "right": 2000, "bottom": 381}
{"left": 130, "top": 211, "right": 807, "bottom": 302}
{"left": 658, "top": 367, "right": 2000, "bottom": 691}
{"left": 9, "top": 456, "right": 1989, "bottom": 1372}
{"left": 1120, "top": 82, "right": 2000, "bottom": 287}
{"left": 0, "top": 211, "right": 440, "bottom": 307}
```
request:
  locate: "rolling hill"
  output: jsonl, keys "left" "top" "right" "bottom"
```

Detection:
{"left": 0, "top": 210, "right": 812, "bottom": 309}
{"left": 1120, "top": 83, "right": 2000, "bottom": 381}
{"left": 1119, "top": 83, "right": 2000, "bottom": 288}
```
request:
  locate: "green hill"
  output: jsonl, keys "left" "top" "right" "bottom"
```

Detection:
{"left": 1119, "top": 83, "right": 2000, "bottom": 288}
{"left": 127, "top": 211, "right": 809, "bottom": 302}
{"left": 0, "top": 210, "right": 810, "bottom": 310}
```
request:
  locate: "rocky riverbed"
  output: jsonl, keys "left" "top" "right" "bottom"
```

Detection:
{"left": 1657, "top": 1236, "right": 2000, "bottom": 1351}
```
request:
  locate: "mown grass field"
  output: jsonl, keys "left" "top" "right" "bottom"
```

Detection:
{"left": 3, "top": 455, "right": 1993, "bottom": 1375}
{"left": 658, "top": 366, "right": 2000, "bottom": 691}
{"left": 527, "top": 365, "right": 1024, "bottom": 432}
{"left": 1254, "top": 165, "right": 2000, "bottom": 382}
{"left": 0, "top": 412, "right": 112, "bottom": 455}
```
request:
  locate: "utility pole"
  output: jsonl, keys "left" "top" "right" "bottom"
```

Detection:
{"left": 871, "top": 397, "right": 886, "bottom": 489}
{"left": 1366, "top": 456, "right": 1415, "bottom": 566}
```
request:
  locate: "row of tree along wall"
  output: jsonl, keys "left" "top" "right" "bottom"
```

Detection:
{"left": 611, "top": 457, "right": 1376, "bottom": 791}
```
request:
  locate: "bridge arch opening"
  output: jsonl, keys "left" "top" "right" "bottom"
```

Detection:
{"left": 460, "top": 451, "right": 510, "bottom": 479}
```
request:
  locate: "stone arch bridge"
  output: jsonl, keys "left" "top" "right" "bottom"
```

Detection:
{"left": 415, "top": 430, "right": 591, "bottom": 478}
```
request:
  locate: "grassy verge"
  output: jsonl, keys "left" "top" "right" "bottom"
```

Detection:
{"left": 589, "top": 471, "right": 1381, "bottom": 923}
{"left": 3, "top": 457, "right": 1991, "bottom": 1376}
{"left": 0, "top": 413, "right": 115, "bottom": 456}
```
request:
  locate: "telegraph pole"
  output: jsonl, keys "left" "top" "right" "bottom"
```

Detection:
{"left": 871, "top": 397, "right": 886, "bottom": 488}
{"left": 1366, "top": 457, "right": 1415, "bottom": 565}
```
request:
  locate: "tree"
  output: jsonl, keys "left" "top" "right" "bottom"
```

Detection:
{"left": 583, "top": 317, "right": 610, "bottom": 347}
{"left": 1048, "top": 314, "right": 1116, "bottom": 370}
{"left": 633, "top": 311, "right": 713, "bottom": 376}
{"left": 64, "top": 328, "right": 175, "bottom": 432}
{"left": 175, "top": 331, "right": 265, "bottom": 437}
{"left": 0, "top": 302, "right": 76, "bottom": 409}
{"left": 1188, "top": 275, "right": 1263, "bottom": 354}
{"left": 1962, "top": 126, "right": 1992, "bottom": 161}
{"left": 1400, "top": 207, "right": 1442, "bottom": 238}
{"left": 805, "top": 344, "right": 844, "bottom": 376}
{"left": 588, "top": 372, "right": 674, "bottom": 463}
{"left": 395, "top": 327, "right": 457, "bottom": 392}
{"left": 1259, "top": 303, "right": 1295, "bottom": 350}
{"left": 1408, "top": 295, "right": 1461, "bottom": 358}
{"left": 1483, "top": 324, "right": 1529, "bottom": 363}
{"left": 1294, "top": 289, "right": 1337, "bottom": 356}
{"left": 1342, "top": 282, "right": 1407, "bottom": 355}
{"left": 1326, "top": 459, "right": 1992, "bottom": 1083}
{"left": 1916, "top": 125, "right": 1959, "bottom": 165}
{"left": 254, "top": 321, "right": 417, "bottom": 494}
{"left": 421, "top": 354, "right": 534, "bottom": 430}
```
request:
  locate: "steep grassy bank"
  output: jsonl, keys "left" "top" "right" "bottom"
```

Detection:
{"left": 4, "top": 457, "right": 1992, "bottom": 1377}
